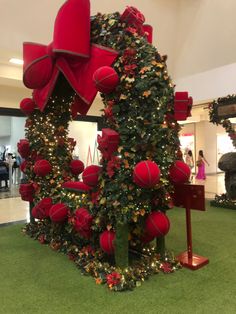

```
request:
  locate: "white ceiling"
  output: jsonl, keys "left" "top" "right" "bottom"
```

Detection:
{"left": 0, "top": 0, "right": 236, "bottom": 107}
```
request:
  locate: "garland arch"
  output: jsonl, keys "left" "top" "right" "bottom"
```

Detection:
{"left": 19, "top": 1, "right": 192, "bottom": 291}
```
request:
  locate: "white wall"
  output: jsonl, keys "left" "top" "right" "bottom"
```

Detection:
{"left": 68, "top": 121, "right": 99, "bottom": 166}
{"left": 0, "top": 116, "right": 11, "bottom": 137}
{"left": 10, "top": 117, "right": 26, "bottom": 153}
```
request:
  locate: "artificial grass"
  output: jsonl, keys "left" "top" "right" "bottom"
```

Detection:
{"left": 0, "top": 203, "right": 236, "bottom": 314}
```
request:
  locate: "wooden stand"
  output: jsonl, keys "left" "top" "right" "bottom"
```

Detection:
{"left": 173, "top": 183, "right": 209, "bottom": 270}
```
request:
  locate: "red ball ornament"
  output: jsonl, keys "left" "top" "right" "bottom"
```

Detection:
{"left": 17, "top": 139, "right": 30, "bottom": 159}
{"left": 169, "top": 160, "right": 191, "bottom": 183}
{"left": 70, "top": 160, "right": 85, "bottom": 175}
{"left": 145, "top": 211, "right": 170, "bottom": 238}
{"left": 133, "top": 160, "right": 160, "bottom": 188}
{"left": 20, "top": 98, "right": 36, "bottom": 115}
{"left": 99, "top": 230, "right": 115, "bottom": 254}
{"left": 49, "top": 203, "right": 69, "bottom": 223}
{"left": 93, "top": 66, "right": 119, "bottom": 94}
{"left": 62, "top": 181, "right": 91, "bottom": 192}
{"left": 82, "top": 165, "right": 101, "bottom": 187}
{"left": 34, "top": 159, "right": 52, "bottom": 177}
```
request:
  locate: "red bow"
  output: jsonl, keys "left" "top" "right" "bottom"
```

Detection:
{"left": 23, "top": 0, "right": 118, "bottom": 115}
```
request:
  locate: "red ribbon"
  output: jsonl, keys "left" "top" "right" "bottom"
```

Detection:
{"left": 23, "top": 0, "right": 118, "bottom": 115}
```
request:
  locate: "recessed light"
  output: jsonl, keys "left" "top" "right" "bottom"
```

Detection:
{"left": 9, "top": 58, "right": 23, "bottom": 65}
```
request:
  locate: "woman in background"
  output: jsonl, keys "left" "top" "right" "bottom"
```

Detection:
{"left": 196, "top": 150, "right": 209, "bottom": 180}
{"left": 185, "top": 150, "right": 194, "bottom": 181}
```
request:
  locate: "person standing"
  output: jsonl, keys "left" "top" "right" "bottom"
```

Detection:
{"left": 185, "top": 150, "right": 194, "bottom": 181}
{"left": 196, "top": 150, "right": 209, "bottom": 180}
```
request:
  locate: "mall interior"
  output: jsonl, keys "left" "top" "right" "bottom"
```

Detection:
{"left": 0, "top": 1, "right": 236, "bottom": 312}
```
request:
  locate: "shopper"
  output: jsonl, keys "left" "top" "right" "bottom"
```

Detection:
{"left": 185, "top": 150, "right": 194, "bottom": 180}
{"left": 196, "top": 150, "right": 209, "bottom": 180}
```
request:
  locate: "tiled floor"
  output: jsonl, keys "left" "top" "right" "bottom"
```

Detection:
{"left": 0, "top": 173, "right": 226, "bottom": 225}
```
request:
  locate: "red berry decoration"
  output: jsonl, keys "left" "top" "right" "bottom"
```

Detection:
{"left": 32, "top": 198, "right": 52, "bottom": 220}
{"left": 20, "top": 98, "right": 36, "bottom": 115}
{"left": 145, "top": 211, "right": 170, "bottom": 238}
{"left": 93, "top": 66, "right": 119, "bottom": 94}
{"left": 133, "top": 160, "right": 160, "bottom": 188}
{"left": 74, "top": 208, "right": 93, "bottom": 239}
{"left": 82, "top": 165, "right": 101, "bottom": 187}
{"left": 19, "top": 183, "right": 35, "bottom": 202}
{"left": 169, "top": 160, "right": 190, "bottom": 183}
{"left": 49, "top": 203, "right": 69, "bottom": 223}
{"left": 100, "top": 230, "right": 115, "bottom": 254}
{"left": 34, "top": 159, "right": 52, "bottom": 177}
{"left": 70, "top": 160, "right": 85, "bottom": 175}
{"left": 17, "top": 139, "right": 30, "bottom": 159}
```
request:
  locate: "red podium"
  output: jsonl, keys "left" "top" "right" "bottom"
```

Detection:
{"left": 173, "top": 183, "right": 209, "bottom": 270}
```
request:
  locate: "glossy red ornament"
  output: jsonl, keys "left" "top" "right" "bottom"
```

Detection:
{"left": 49, "top": 203, "right": 69, "bottom": 223}
{"left": 93, "top": 66, "right": 119, "bottom": 94}
{"left": 70, "top": 159, "right": 85, "bottom": 175}
{"left": 145, "top": 211, "right": 170, "bottom": 238}
{"left": 169, "top": 160, "right": 191, "bottom": 183}
{"left": 82, "top": 165, "right": 101, "bottom": 187}
{"left": 20, "top": 98, "right": 36, "bottom": 115}
{"left": 34, "top": 159, "right": 52, "bottom": 177}
{"left": 99, "top": 230, "right": 115, "bottom": 254}
{"left": 133, "top": 160, "right": 160, "bottom": 188}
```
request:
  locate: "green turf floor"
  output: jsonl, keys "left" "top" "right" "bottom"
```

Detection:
{"left": 0, "top": 202, "right": 236, "bottom": 314}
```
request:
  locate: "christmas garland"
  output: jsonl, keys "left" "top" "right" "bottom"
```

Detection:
{"left": 209, "top": 95, "right": 236, "bottom": 148}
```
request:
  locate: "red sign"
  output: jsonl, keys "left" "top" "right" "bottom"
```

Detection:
{"left": 173, "top": 183, "right": 205, "bottom": 211}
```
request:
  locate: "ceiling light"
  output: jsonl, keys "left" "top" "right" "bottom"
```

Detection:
{"left": 9, "top": 58, "right": 23, "bottom": 65}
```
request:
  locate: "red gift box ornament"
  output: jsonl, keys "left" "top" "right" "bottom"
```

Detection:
{"left": 121, "top": 6, "right": 145, "bottom": 28}
{"left": 174, "top": 91, "right": 193, "bottom": 121}
{"left": 143, "top": 24, "right": 153, "bottom": 43}
{"left": 23, "top": 0, "right": 118, "bottom": 116}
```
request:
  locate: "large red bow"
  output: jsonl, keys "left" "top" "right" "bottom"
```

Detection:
{"left": 23, "top": 0, "right": 118, "bottom": 115}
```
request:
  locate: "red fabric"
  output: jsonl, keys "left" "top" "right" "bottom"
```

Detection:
{"left": 169, "top": 160, "right": 191, "bottom": 183}
{"left": 143, "top": 24, "right": 153, "bottom": 43}
{"left": 145, "top": 211, "right": 170, "bottom": 238}
{"left": 82, "top": 165, "right": 101, "bottom": 187}
{"left": 49, "top": 203, "right": 69, "bottom": 222}
{"left": 133, "top": 160, "right": 160, "bottom": 188}
{"left": 20, "top": 98, "right": 35, "bottom": 115}
{"left": 19, "top": 183, "right": 35, "bottom": 202}
{"left": 93, "top": 66, "right": 119, "bottom": 94}
{"left": 34, "top": 159, "right": 52, "bottom": 177}
{"left": 23, "top": 0, "right": 118, "bottom": 114}
{"left": 62, "top": 181, "right": 91, "bottom": 192}
{"left": 17, "top": 139, "right": 30, "bottom": 159}
{"left": 70, "top": 159, "right": 85, "bottom": 175}
{"left": 99, "top": 230, "right": 115, "bottom": 254}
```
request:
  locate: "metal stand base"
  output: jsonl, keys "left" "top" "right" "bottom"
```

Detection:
{"left": 177, "top": 251, "right": 209, "bottom": 270}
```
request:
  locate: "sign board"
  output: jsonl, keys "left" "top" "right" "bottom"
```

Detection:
{"left": 216, "top": 102, "right": 236, "bottom": 119}
{"left": 173, "top": 183, "right": 205, "bottom": 211}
